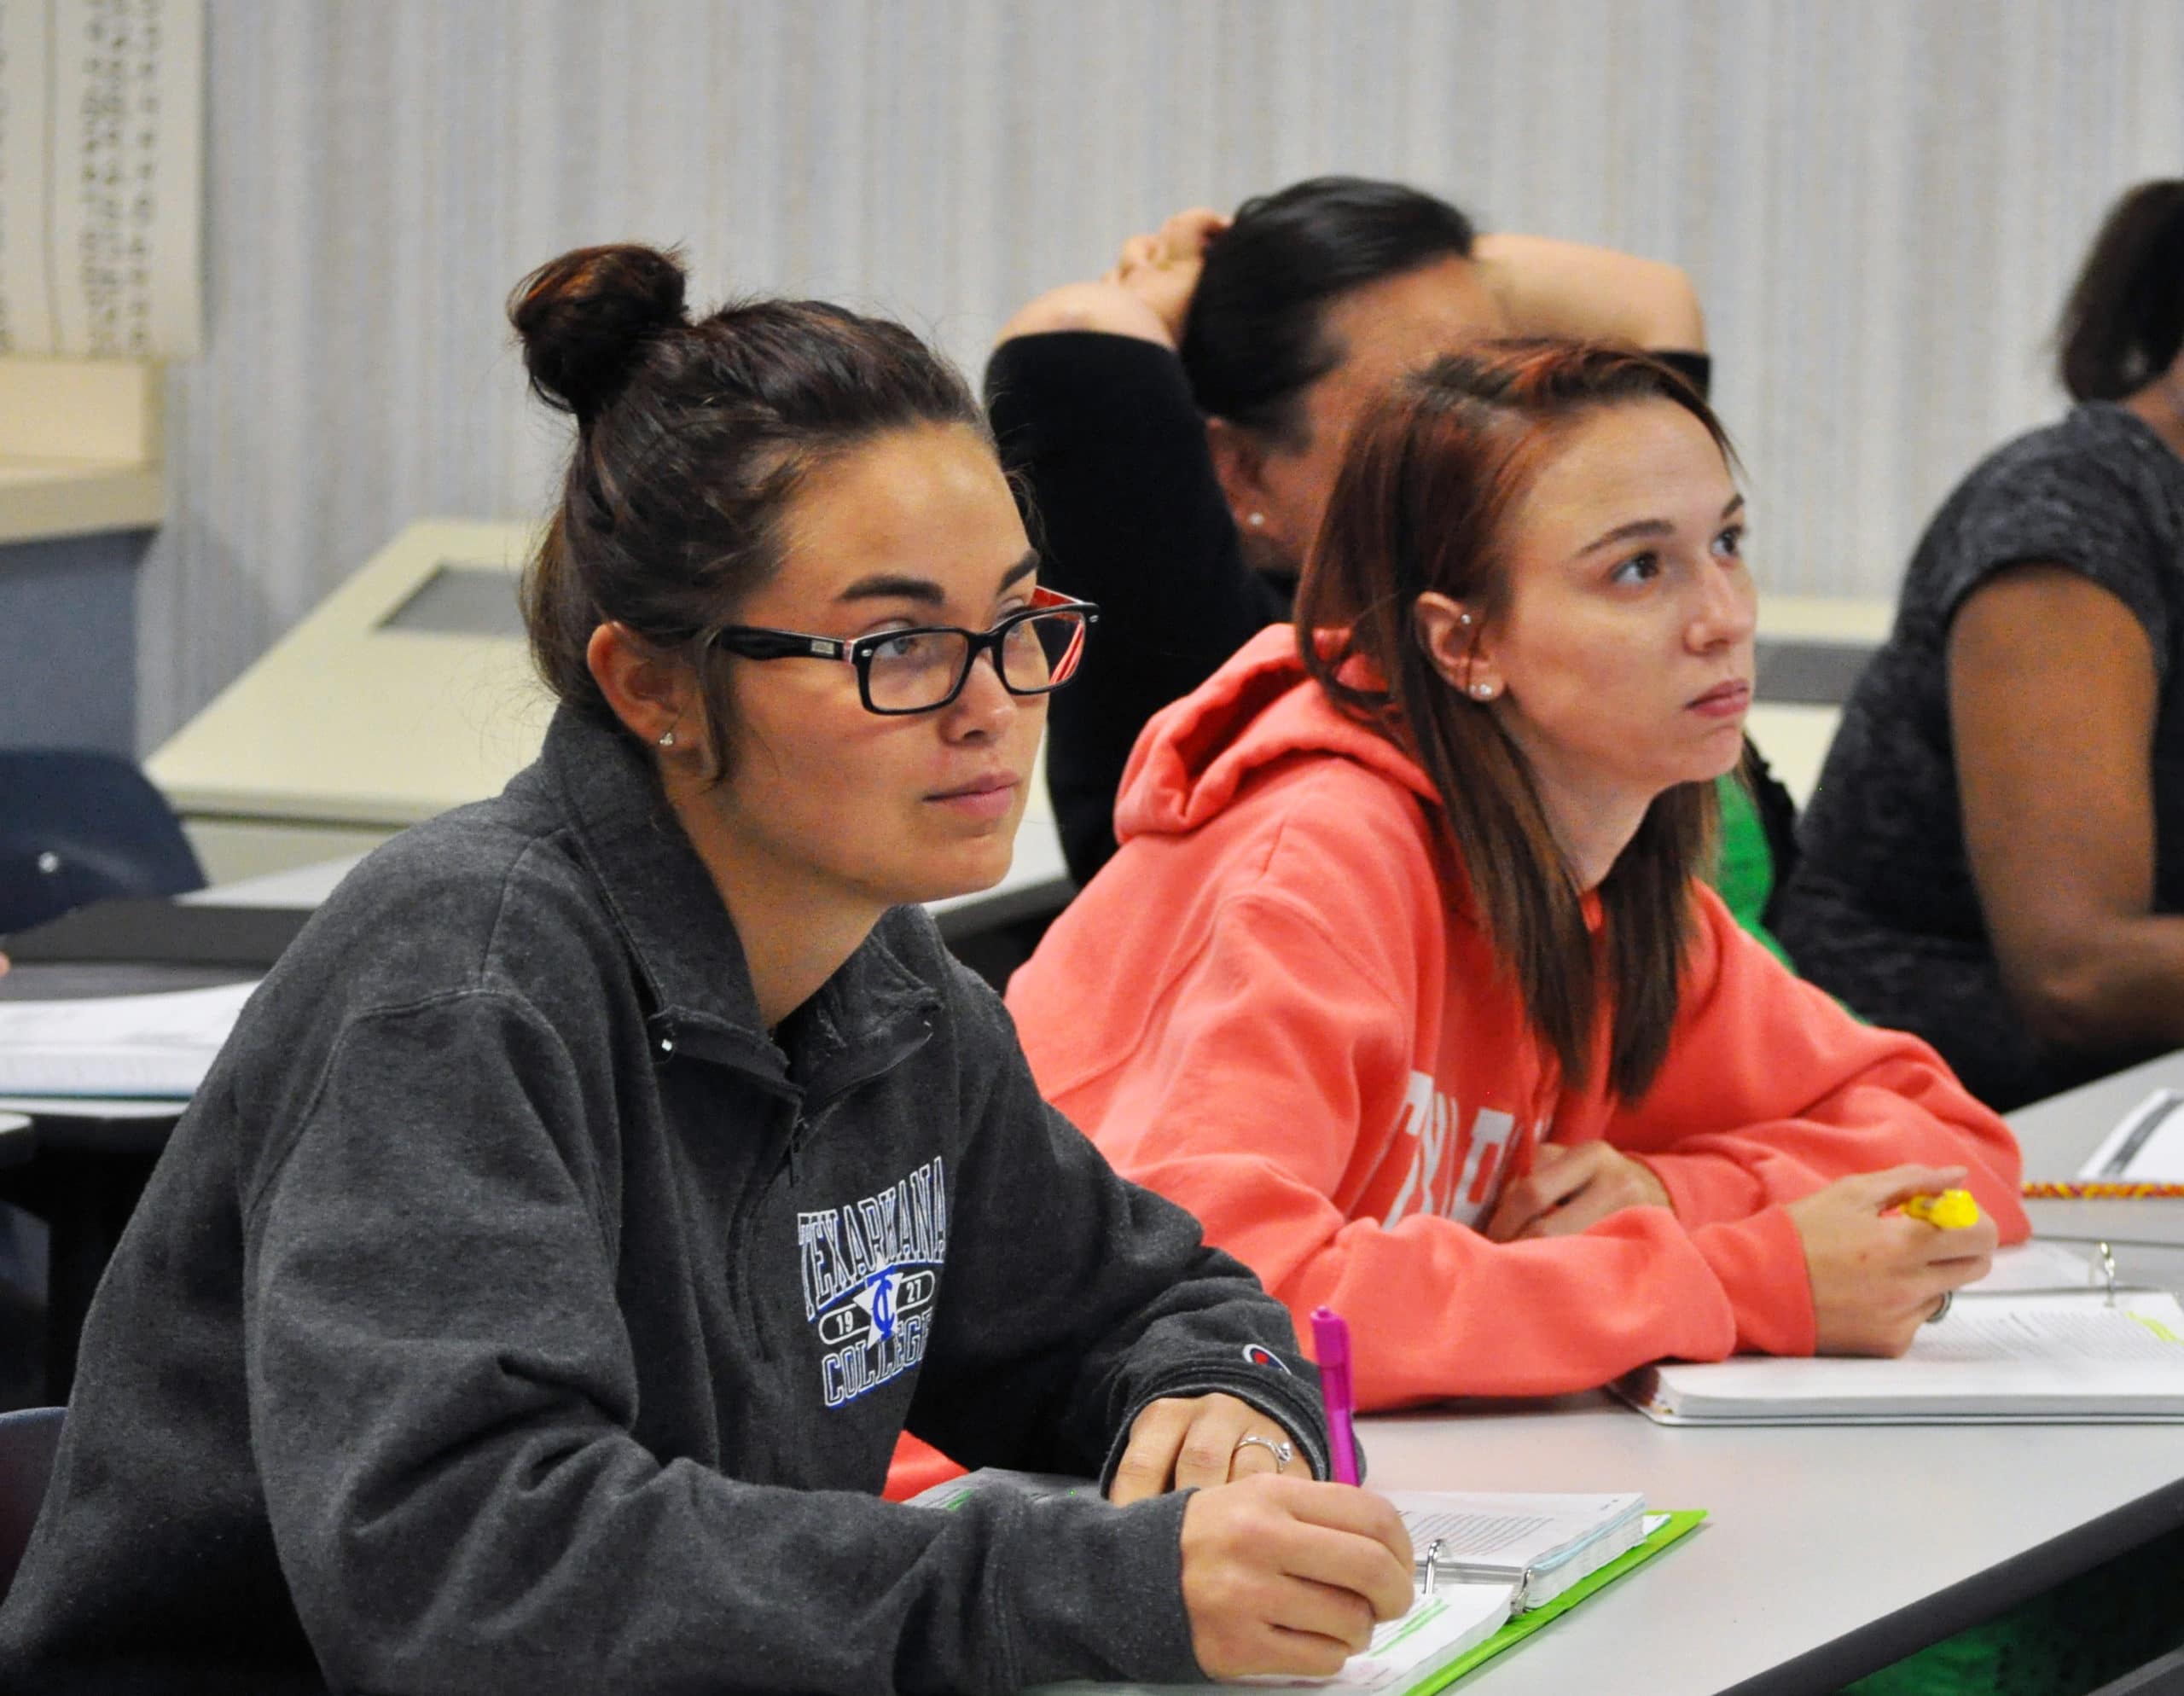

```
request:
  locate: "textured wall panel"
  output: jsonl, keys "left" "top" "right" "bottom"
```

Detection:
{"left": 136, "top": 0, "right": 2184, "bottom": 746}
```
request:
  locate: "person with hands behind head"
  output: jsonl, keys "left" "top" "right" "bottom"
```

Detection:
{"left": 0, "top": 243, "right": 1408, "bottom": 1695}
{"left": 987, "top": 177, "right": 1797, "bottom": 955}
{"left": 1006, "top": 341, "right": 2023, "bottom": 1414}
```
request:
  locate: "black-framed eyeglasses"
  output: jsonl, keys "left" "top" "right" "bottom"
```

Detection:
{"left": 707, "top": 584, "right": 1099, "bottom": 716}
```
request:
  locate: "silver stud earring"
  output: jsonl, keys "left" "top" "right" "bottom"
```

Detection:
{"left": 656, "top": 729, "right": 677, "bottom": 748}
{"left": 1472, "top": 683, "right": 1494, "bottom": 700}
{"left": 1247, "top": 511, "right": 1266, "bottom": 528}
{"left": 1458, "top": 613, "right": 1473, "bottom": 627}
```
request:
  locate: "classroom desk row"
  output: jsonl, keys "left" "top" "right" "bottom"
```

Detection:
{"left": 5, "top": 894, "right": 2184, "bottom": 1692}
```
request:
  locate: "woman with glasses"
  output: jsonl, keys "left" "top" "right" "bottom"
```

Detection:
{"left": 0, "top": 245, "right": 1414, "bottom": 1694}
{"left": 1005, "top": 340, "right": 2027, "bottom": 1413}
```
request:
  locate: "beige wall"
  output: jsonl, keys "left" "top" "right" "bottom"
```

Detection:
{"left": 141, "top": 0, "right": 2184, "bottom": 746}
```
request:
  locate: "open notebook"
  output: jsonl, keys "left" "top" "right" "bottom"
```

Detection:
{"left": 913, "top": 1471, "right": 1693, "bottom": 1694}
{"left": 1617, "top": 1242, "right": 2184, "bottom": 1425}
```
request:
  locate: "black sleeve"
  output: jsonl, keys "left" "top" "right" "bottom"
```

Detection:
{"left": 1653, "top": 350, "right": 1712, "bottom": 400}
{"left": 986, "top": 332, "right": 1288, "bottom": 885}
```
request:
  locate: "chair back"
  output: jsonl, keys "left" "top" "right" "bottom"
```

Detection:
{"left": 0, "top": 750, "right": 205, "bottom": 935}
{"left": 0, "top": 1405, "right": 65, "bottom": 1602}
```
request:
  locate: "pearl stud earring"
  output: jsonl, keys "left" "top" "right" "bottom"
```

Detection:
{"left": 1247, "top": 512, "right": 1266, "bottom": 528}
{"left": 1458, "top": 613, "right": 1473, "bottom": 627}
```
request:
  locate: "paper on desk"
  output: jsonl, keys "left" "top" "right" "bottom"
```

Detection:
{"left": 2077, "top": 1088, "right": 2184, "bottom": 1182}
{"left": 1962, "top": 1241, "right": 2105, "bottom": 1294}
{"left": 1623, "top": 1290, "right": 2184, "bottom": 1424}
{"left": 1235, "top": 1584, "right": 1513, "bottom": 1692}
{"left": 1036, "top": 1582, "right": 1513, "bottom": 1695}
{"left": 0, "top": 979, "right": 255, "bottom": 1097}
{"left": 0, "top": 1095, "right": 195, "bottom": 1119}
{"left": 1914, "top": 1297, "right": 2184, "bottom": 1365}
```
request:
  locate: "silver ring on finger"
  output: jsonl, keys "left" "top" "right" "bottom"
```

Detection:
{"left": 1232, "top": 1432, "right": 1293, "bottom": 1472}
{"left": 1926, "top": 1288, "right": 1954, "bottom": 1325}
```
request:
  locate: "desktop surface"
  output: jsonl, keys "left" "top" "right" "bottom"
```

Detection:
{"left": 1360, "top": 1395, "right": 2184, "bottom": 1696}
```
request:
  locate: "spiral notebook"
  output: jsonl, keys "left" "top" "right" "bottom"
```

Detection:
{"left": 1616, "top": 1244, "right": 2184, "bottom": 1425}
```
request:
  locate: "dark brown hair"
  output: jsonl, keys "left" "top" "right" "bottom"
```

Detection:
{"left": 508, "top": 243, "right": 985, "bottom": 767}
{"left": 2055, "top": 179, "right": 2184, "bottom": 403}
{"left": 1297, "top": 340, "right": 1734, "bottom": 1101}
{"left": 1180, "top": 176, "right": 1477, "bottom": 450}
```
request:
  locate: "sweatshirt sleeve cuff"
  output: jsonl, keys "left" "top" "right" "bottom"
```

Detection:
{"left": 1689, "top": 1208, "right": 1816, "bottom": 1356}
{"left": 1640, "top": 1147, "right": 1769, "bottom": 1229}
{"left": 997, "top": 1490, "right": 1203, "bottom": 1688}
{"left": 1100, "top": 1359, "right": 1335, "bottom": 1490}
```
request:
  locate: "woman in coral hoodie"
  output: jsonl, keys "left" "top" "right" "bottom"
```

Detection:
{"left": 1006, "top": 340, "right": 2029, "bottom": 1410}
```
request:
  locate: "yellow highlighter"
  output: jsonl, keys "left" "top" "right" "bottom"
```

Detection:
{"left": 1903, "top": 1188, "right": 1981, "bottom": 1229}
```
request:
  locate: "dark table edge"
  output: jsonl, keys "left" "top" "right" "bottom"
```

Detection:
{"left": 1718, "top": 1472, "right": 2184, "bottom": 1696}
{"left": 929, "top": 875, "right": 1074, "bottom": 943}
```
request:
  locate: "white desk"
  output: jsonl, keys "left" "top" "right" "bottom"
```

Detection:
{"left": 2009, "top": 1049, "right": 2184, "bottom": 1290}
{"left": 1350, "top": 1064, "right": 2184, "bottom": 1696}
{"left": 1359, "top": 1402, "right": 2183, "bottom": 1696}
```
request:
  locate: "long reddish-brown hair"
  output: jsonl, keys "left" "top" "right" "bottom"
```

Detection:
{"left": 1297, "top": 339, "right": 1736, "bottom": 1101}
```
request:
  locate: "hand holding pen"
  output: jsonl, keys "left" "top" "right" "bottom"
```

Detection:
{"left": 1173, "top": 1305, "right": 1412, "bottom": 1680}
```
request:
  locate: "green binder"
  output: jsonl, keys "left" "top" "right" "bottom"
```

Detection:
{"left": 1397, "top": 1509, "right": 1709, "bottom": 1695}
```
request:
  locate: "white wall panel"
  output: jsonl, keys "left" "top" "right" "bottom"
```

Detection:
{"left": 138, "top": 0, "right": 2184, "bottom": 746}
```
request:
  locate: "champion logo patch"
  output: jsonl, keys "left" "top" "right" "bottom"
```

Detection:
{"left": 1243, "top": 1345, "right": 1292, "bottom": 1374}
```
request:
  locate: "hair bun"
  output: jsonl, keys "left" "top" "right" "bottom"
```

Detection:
{"left": 509, "top": 244, "right": 689, "bottom": 419}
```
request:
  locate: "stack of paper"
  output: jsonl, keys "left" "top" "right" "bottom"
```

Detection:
{"left": 0, "top": 979, "right": 256, "bottom": 1101}
{"left": 1618, "top": 1245, "right": 2184, "bottom": 1425}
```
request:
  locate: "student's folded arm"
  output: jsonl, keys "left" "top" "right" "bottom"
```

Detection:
{"left": 903, "top": 969, "right": 1333, "bottom": 1488}
{"left": 1060, "top": 892, "right": 1809, "bottom": 1406}
{"left": 1609, "top": 890, "right": 2030, "bottom": 1239}
{"left": 1470, "top": 232, "right": 1708, "bottom": 355}
{"left": 241, "top": 990, "right": 1203, "bottom": 1696}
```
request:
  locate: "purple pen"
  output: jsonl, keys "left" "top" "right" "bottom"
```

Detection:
{"left": 1311, "top": 1306, "right": 1358, "bottom": 1485}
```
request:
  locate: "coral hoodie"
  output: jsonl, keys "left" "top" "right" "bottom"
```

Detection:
{"left": 1006, "top": 626, "right": 2030, "bottom": 1409}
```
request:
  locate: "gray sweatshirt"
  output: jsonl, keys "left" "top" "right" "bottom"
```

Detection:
{"left": 0, "top": 706, "right": 1331, "bottom": 1694}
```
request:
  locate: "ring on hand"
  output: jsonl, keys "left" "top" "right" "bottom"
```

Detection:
{"left": 1926, "top": 1289, "right": 1955, "bottom": 1325}
{"left": 1232, "top": 1432, "right": 1293, "bottom": 1473}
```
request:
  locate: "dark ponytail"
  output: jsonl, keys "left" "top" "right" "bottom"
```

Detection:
{"left": 1179, "top": 177, "right": 1477, "bottom": 448}
{"left": 508, "top": 243, "right": 985, "bottom": 764}
{"left": 2055, "top": 179, "right": 2184, "bottom": 403}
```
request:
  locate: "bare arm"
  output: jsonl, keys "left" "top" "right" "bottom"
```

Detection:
{"left": 1472, "top": 232, "right": 1707, "bottom": 351}
{"left": 996, "top": 209, "right": 1228, "bottom": 350}
{"left": 1950, "top": 564, "right": 2184, "bottom": 1052}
